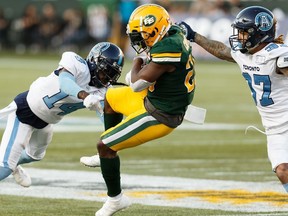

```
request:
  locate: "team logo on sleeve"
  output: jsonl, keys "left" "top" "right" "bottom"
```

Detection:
{"left": 255, "top": 12, "right": 273, "bottom": 31}
{"left": 75, "top": 55, "right": 86, "bottom": 64}
{"left": 143, "top": 15, "right": 156, "bottom": 26}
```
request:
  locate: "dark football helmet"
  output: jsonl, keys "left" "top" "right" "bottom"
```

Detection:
{"left": 87, "top": 42, "right": 124, "bottom": 88}
{"left": 229, "top": 6, "right": 275, "bottom": 53}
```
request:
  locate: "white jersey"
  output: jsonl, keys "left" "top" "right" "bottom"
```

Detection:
{"left": 231, "top": 43, "right": 288, "bottom": 134}
{"left": 27, "top": 52, "right": 107, "bottom": 124}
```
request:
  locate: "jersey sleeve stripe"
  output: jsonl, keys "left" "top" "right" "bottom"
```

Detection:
{"left": 151, "top": 52, "right": 181, "bottom": 58}
{"left": 151, "top": 52, "right": 182, "bottom": 63}
{"left": 152, "top": 57, "right": 181, "bottom": 62}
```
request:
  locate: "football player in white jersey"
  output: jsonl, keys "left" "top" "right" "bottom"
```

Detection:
{"left": 179, "top": 6, "right": 288, "bottom": 192}
{"left": 0, "top": 42, "right": 124, "bottom": 187}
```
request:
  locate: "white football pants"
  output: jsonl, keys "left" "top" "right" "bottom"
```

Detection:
{"left": 267, "top": 130, "right": 288, "bottom": 172}
{"left": 0, "top": 111, "right": 53, "bottom": 171}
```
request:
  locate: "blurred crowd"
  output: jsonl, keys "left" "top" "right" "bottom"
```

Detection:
{"left": 0, "top": 2, "right": 93, "bottom": 54}
{"left": 0, "top": 0, "right": 267, "bottom": 55}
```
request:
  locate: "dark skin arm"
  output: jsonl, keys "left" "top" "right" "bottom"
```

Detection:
{"left": 98, "top": 56, "right": 176, "bottom": 158}
{"left": 194, "top": 33, "right": 288, "bottom": 76}
{"left": 77, "top": 91, "right": 89, "bottom": 100}
{"left": 194, "top": 33, "right": 235, "bottom": 63}
{"left": 131, "top": 57, "right": 175, "bottom": 83}
{"left": 277, "top": 67, "right": 288, "bottom": 76}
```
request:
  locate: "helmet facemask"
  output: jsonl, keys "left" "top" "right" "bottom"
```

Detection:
{"left": 229, "top": 27, "right": 256, "bottom": 53}
{"left": 229, "top": 25, "right": 273, "bottom": 53}
{"left": 87, "top": 42, "right": 124, "bottom": 88}
{"left": 99, "top": 58, "right": 121, "bottom": 85}
{"left": 128, "top": 30, "right": 149, "bottom": 54}
{"left": 88, "top": 56, "right": 122, "bottom": 88}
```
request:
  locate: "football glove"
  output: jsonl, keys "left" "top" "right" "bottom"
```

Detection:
{"left": 83, "top": 94, "right": 104, "bottom": 113}
{"left": 177, "top": 21, "right": 196, "bottom": 42}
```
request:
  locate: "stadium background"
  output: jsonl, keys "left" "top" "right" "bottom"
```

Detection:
{"left": 0, "top": 0, "right": 287, "bottom": 59}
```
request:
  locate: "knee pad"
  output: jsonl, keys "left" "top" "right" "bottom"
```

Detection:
{"left": 0, "top": 166, "right": 13, "bottom": 180}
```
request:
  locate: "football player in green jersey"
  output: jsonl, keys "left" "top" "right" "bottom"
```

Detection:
{"left": 82, "top": 4, "right": 196, "bottom": 216}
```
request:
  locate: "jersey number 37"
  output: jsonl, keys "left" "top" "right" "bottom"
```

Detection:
{"left": 243, "top": 73, "right": 274, "bottom": 107}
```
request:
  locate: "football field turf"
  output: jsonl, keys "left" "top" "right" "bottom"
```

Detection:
{"left": 0, "top": 54, "right": 288, "bottom": 215}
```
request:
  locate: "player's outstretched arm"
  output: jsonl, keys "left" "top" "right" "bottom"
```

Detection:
{"left": 194, "top": 33, "right": 235, "bottom": 62}
{"left": 178, "top": 21, "right": 235, "bottom": 63}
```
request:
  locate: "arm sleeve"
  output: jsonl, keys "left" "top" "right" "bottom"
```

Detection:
{"left": 130, "top": 79, "right": 153, "bottom": 92}
{"left": 58, "top": 71, "right": 84, "bottom": 98}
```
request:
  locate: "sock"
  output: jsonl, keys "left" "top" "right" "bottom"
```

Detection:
{"left": 100, "top": 156, "right": 121, "bottom": 197}
{"left": 283, "top": 183, "right": 288, "bottom": 192}
{"left": 104, "top": 113, "right": 123, "bottom": 130}
{"left": 0, "top": 166, "right": 13, "bottom": 180}
{"left": 17, "top": 150, "right": 38, "bottom": 165}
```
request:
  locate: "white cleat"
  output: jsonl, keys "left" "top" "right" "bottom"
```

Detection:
{"left": 12, "top": 165, "right": 31, "bottom": 187}
{"left": 80, "top": 154, "right": 101, "bottom": 168}
{"left": 96, "top": 193, "right": 131, "bottom": 216}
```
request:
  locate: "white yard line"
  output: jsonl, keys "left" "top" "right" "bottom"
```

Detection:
{"left": 1, "top": 117, "right": 278, "bottom": 213}
{"left": 1, "top": 168, "right": 288, "bottom": 213}
{"left": 0, "top": 117, "right": 254, "bottom": 132}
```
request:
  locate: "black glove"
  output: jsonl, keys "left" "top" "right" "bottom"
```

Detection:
{"left": 177, "top": 21, "right": 196, "bottom": 42}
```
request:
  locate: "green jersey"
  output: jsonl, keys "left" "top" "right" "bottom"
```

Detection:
{"left": 147, "top": 25, "right": 195, "bottom": 115}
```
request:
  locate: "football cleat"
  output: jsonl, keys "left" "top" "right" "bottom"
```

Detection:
{"left": 95, "top": 193, "right": 131, "bottom": 216}
{"left": 12, "top": 165, "right": 32, "bottom": 187}
{"left": 80, "top": 154, "right": 101, "bottom": 167}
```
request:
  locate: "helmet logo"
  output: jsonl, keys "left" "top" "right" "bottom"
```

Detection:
{"left": 143, "top": 15, "right": 156, "bottom": 26}
{"left": 255, "top": 12, "right": 273, "bottom": 31}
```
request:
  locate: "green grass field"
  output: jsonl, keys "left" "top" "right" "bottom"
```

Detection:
{"left": 0, "top": 53, "right": 284, "bottom": 216}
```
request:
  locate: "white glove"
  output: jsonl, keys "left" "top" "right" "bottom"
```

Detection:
{"left": 83, "top": 94, "right": 104, "bottom": 113}
{"left": 125, "top": 70, "right": 132, "bottom": 86}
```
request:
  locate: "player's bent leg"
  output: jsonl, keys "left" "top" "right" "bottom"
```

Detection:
{"left": 0, "top": 165, "right": 31, "bottom": 187}
{"left": 12, "top": 165, "right": 31, "bottom": 187}
{"left": 96, "top": 142, "right": 130, "bottom": 215}
{"left": 267, "top": 133, "right": 288, "bottom": 192}
{"left": 12, "top": 150, "right": 37, "bottom": 187}
{"left": 0, "top": 166, "right": 13, "bottom": 180}
{"left": 97, "top": 142, "right": 120, "bottom": 196}
{"left": 13, "top": 124, "right": 52, "bottom": 187}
